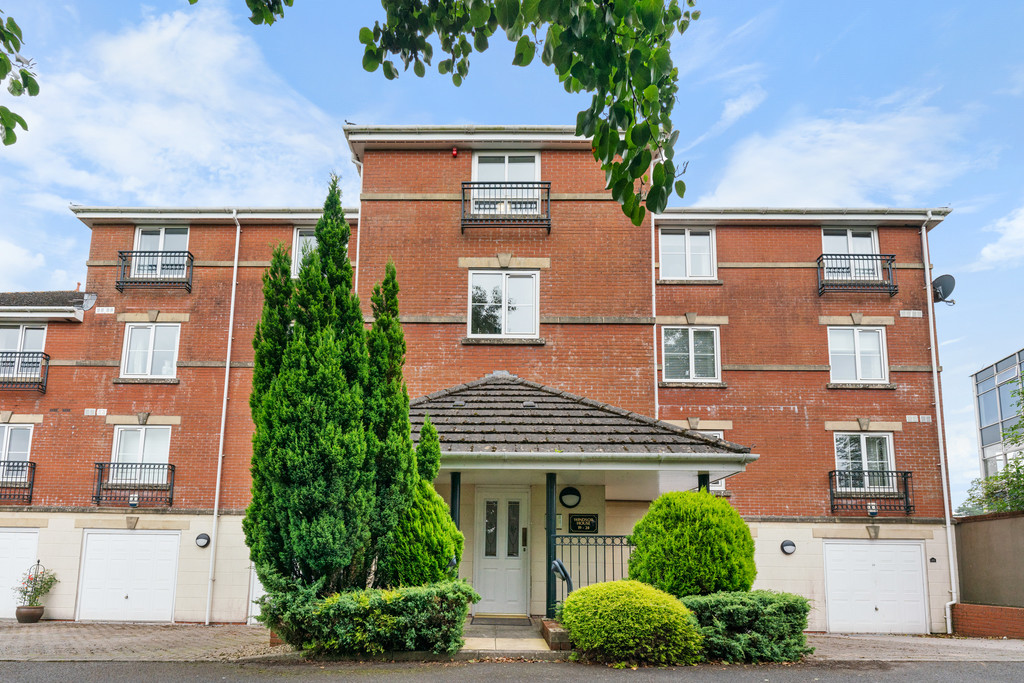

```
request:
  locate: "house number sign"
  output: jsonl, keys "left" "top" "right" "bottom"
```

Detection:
{"left": 568, "top": 514, "right": 598, "bottom": 534}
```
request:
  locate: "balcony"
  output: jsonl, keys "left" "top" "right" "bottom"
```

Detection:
{"left": 829, "top": 470, "right": 914, "bottom": 515}
{"left": 0, "top": 352, "right": 50, "bottom": 393}
{"left": 817, "top": 253, "right": 897, "bottom": 296}
{"left": 0, "top": 461, "right": 35, "bottom": 504}
{"left": 461, "top": 181, "right": 551, "bottom": 233}
{"left": 94, "top": 462, "right": 175, "bottom": 507}
{"left": 116, "top": 251, "right": 194, "bottom": 293}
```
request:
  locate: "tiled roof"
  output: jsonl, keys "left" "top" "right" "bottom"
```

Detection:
{"left": 0, "top": 291, "right": 87, "bottom": 308}
{"left": 410, "top": 372, "right": 749, "bottom": 455}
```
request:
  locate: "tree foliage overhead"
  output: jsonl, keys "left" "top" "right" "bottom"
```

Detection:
{"left": 197, "top": 0, "right": 699, "bottom": 226}
{"left": 1, "top": 9, "right": 40, "bottom": 146}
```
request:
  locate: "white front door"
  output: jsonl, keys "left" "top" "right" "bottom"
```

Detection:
{"left": 474, "top": 488, "right": 529, "bottom": 615}
{"left": 824, "top": 541, "right": 928, "bottom": 633}
{"left": 78, "top": 531, "right": 179, "bottom": 622}
{"left": 0, "top": 529, "right": 39, "bottom": 618}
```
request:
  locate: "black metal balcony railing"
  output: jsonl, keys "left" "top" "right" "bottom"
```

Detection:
{"left": 829, "top": 469, "right": 914, "bottom": 515}
{"left": 94, "top": 462, "right": 175, "bottom": 507}
{"left": 0, "top": 351, "right": 50, "bottom": 393}
{"left": 0, "top": 461, "right": 36, "bottom": 504}
{"left": 116, "top": 251, "right": 195, "bottom": 292}
{"left": 817, "top": 253, "right": 897, "bottom": 296}
{"left": 550, "top": 534, "right": 634, "bottom": 613}
{"left": 461, "top": 181, "right": 552, "bottom": 233}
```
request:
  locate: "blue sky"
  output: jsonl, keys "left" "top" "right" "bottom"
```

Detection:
{"left": 2, "top": 1, "right": 1023, "bottom": 508}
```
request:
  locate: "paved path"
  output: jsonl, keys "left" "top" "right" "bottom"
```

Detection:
{"left": 807, "top": 633, "right": 1024, "bottom": 662}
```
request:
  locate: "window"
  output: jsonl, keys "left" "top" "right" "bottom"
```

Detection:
{"left": 121, "top": 323, "right": 180, "bottom": 378}
{"left": 821, "top": 227, "right": 880, "bottom": 280}
{"left": 0, "top": 324, "right": 46, "bottom": 376}
{"left": 133, "top": 227, "right": 189, "bottom": 279}
{"left": 468, "top": 271, "right": 538, "bottom": 338}
{"left": 111, "top": 426, "right": 171, "bottom": 484}
{"left": 292, "top": 228, "right": 317, "bottom": 275}
{"left": 828, "top": 327, "right": 887, "bottom": 383}
{"left": 0, "top": 425, "right": 32, "bottom": 481}
{"left": 471, "top": 152, "right": 541, "bottom": 215}
{"left": 660, "top": 228, "right": 715, "bottom": 279}
{"left": 662, "top": 327, "right": 720, "bottom": 382}
{"left": 695, "top": 430, "right": 727, "bottom": 491}
{"left": 833, "top": 432, "right": 895, "bottom": 490}
{"left": 975, "top": 353, "right": 1024, "bottom": 475}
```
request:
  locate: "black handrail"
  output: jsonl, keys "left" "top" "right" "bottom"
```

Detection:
{"left": 94, "top": 462, "right": 175, "bottom": 507}
{"left": 0, "top": 351, "right": 50, "bottom": 393}
{"left": 549, "top": 534, "right": 634, "bottom": 613}
{"left": 0, "top": 461, "right": 36, "bottom": 504}
{"left": 461, "top": 181, "right": 552, "bottom": 233}
{"left": 817, "top": 253, "right": 897, "bottom": 296}
{"left": 829, "top": 469, "right": 914, "bottom": 514}
{"left": 116, "top": 251, "right": 194, "bottom": 292}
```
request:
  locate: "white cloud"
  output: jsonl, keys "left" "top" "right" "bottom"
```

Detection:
{"left": 968, "top": 204, "right": 1024, "bottom": 271}
{"left": 0, "top": 239, "right": 46, "bottom": 291}
{"left": 998, "top": 65, "right": 1024, "bottom": 97}
{"left": 682, "top": 85, "right": 766, "bottom": 152}
{"left": 696, "top": 97, "right": 969, "bottom": 207}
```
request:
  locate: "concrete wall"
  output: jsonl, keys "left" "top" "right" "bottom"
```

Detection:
{"left": 956, "top": 511, "right": 1024, "bottom": 608}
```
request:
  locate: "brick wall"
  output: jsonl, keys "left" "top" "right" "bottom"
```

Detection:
{"left": 952, "top": 603, "right": 1024, "bottom": 639}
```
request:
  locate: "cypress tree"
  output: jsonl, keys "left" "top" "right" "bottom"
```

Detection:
{"left": 250, "top": 245, "right": 294, "bottom": 408}
{"left": 416, "top": 415, "right": 441, "bottom": 482}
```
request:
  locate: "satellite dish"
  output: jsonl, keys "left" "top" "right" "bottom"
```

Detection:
{"left": 932, "top": 274, "right": 956, "bottom": 302}
{"left": 80, "top": 293, "right": 98, "bottom": 311}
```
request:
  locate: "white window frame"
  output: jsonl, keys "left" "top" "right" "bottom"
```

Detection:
{"left": 659, "top": 227, "right": 717, "bottom": 280}
{"left": 291, "top": 227, "right": 318, "bottom": 276}
{"left": 661, "top": 326, "right": 721, "bottom": 382}
{"left": 0, "top": 324, "right": 47, "bottom": 377}
{"left": 833, "top": 432, "right": 896, "bottom": 491}
{"left": 132, "top": 226, "right": 190, "bottom": 280}
{"left": 472, "top": 151, "right": 541, "bottom": 182}
{"left": 695, "top": 430, "right": 727, "bottom": 491}
{"left": 827, "top": 326, "right": 889, "bottom": 383}
{"left": 467, "top": 270, "right": 540, "bottom": 339}
{"left": 110, "top": 425, "right": 172, "bottom": 484}
{"left": 821, "top": 227, "right": 879, "bottom": 254}
{"left": 821, "top": 227, "right": 881, "bottom": 281}
{"left": 133, "top": 226, "right": 190, "bottom": 252}
{"left": 0, "top": 424, "right": 33, "bottom": 482}
{"left": 119, "top": 323, "right": 180, "bottom": 379}
{"left": 471, "top": 151, "right": 542, "bottom": 217}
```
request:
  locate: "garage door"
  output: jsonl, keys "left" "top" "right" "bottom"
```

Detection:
{"left": 0, "top": 529, "right": 39, "bottom": 618}
{"left": 78, "top": 531, "right": 179, "bottom": 622}
{"left": 824, "top": 541, "right": 928, "bottom": 633}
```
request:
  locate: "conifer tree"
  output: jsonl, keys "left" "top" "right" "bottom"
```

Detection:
{"left": 250, "top": 245, "right": 294, "bottom": 408}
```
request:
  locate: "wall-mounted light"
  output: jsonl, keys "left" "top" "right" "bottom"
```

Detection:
{"left": 559, "top": 486, "right": 581, "bottom": 509}
{"left": 195, "top": 533, "right": 211, "bottom": 549}
{"left": 780, "top": 540, "right": 796, "bottom": 555}
{"left": 867, "top": 502, "right": 878, "bottom": 518}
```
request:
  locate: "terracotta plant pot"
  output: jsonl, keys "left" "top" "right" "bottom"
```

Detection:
{"left": 15, "top": 606, "right": 44, "bottom": 623}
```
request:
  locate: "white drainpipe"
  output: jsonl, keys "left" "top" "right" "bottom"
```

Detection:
{"left": 352, "top": 158, "right": 364, "bottom": 294}
{"left": 921, "top": 210, "right": 959, "bottom": 633}
{"left": 204, "top": 209, "right": 242, "bottom": 625}
{"left": 650, "top": 213, "right": 659, "bottom": 419}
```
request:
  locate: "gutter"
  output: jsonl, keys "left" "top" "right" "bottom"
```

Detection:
{"left": 204, "top": 209, "right": 242, "bottom": 625}
{"left": 920, "top": 210, "right": 959, "bottom": 633}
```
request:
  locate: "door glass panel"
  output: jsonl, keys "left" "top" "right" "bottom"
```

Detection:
{"left": 162, "top": 228, "right": 188, "bottom": 251}
{"left": 116, "top": 429, "right": 142, "bottom": 465}
{"left": 141, "top": 428, "right": 170, "bottom": 484}
{"left": 835, "top": 435, "right": 863, "bottom": 488}
{"left": 6, "top": 426, "right": 30, "bottom": 459}
{"left": 477, "top": 156, "right": 505, "bottom": 182}
{"left": 506, "top": 500, "right": 520, "bottom": 558}
{"left": 822, "top": 229, "right": 849, "bottom": 254}
{"left": 865, "top": 436, "right": 890, "bottom": 487}
{"left": 0, "top": 326, "right": 20, "bottom": 351}
{"left": 484, "top": 500, "right": 498, "bottom": 557}
{"left": 21, "top": 327, "right": 45, "bottom": 352}
{"left": 137, "top": 230, "right": 161, "bottom": 251}
{"left": 507, "top": 156, "right": 535, "bottom": 182}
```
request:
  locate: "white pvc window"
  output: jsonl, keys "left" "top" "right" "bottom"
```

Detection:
{"left": 660, "top": 228, "right": 715, "bottom": 279}
{"left": 0, "top": 324, "right": 46, "bottom": 376}
{"left": 663, "top": 327, "right": 720, "bottom": 382}
{"left": 133, "top": 227, "right": 189, "bottom": 279}
{"left": 828, "top": 327, "right": 887, "bottom": 382}
{"left": 111, "top": 426, "right": 171, "bottom": 484}
{"left": 695, "top": 430, "right": 727, "bottom": 491}
{"left": 121, "top": 323, "right": 180, "bottom": 378}
{"left": 821, "top": 228, "right": 880, "bottom": 280}
{"left": 468, "top": 271, "right": 539, "bottom": 338}
{"left": 834, "top": 432, "right": 895, "bottom": 490}
{"left": 0, "top": 424, "right": 32, "bottom": 481}
{"left": 292, "top": 228, "right": 318, "bottom": 276}
{"left": 471, "top": 152, "right": 541, "bottom": 216}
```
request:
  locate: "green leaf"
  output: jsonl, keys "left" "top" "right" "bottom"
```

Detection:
{"left": 452, "top": 72, "right": 463, "bottom": 86}
{"left": 651, "top": 47, "right": 671, "bottom": 79}
{"left": 0, "top": 54, "right": 11, "bottom": 80}
{"left": 675, "top": 180, "right": 687, "bottom": 198}
{"left": 643, "top": 84, "right": 659, "bottom": 103}
{"left": 521, "top": 0, "right": 541, "bottom": 23}
{"left": 474, "top": 31, "right": 489, "bottom": 52}
{"left": 512, "top": 36, "right": 535, "bottom": 66}
{"left": 382, "top": 61, "right": 398, "bottom": 80}
{"left": 7, "top": 16, "right": 23, "bottom": 41}
{"left": 631, "top": 204, "right": 646, "bottom": 227}
{"left": 413, "top": 60, "right": 425, "bottom": 77}
{"left": 358, "top": 27, "right": 374, "bottom": 45}
{"left": 637, "top": 0, "right": 662, "bottom": 32}
{"left": 653, "top": 162, "right": 665, "bottom": 186}
{"left": 0, "top": 106, "right": 12, "bottom": 128}
{"left": 2, "top": 125, "right": 16, "bottom": 146}
{"left": 470, "top": 1, "right": 491, "bottom": 29}
{"left": 438, "top": 59, "right": 452, "bottom": 75}
{"left": 628, "top": 122, "right": 651, "bottom": 148}
{"left": 362, "top": 50, "right": 380, "bottom": 72}
{"left": 495, "top": 0, "right": 521, "bottom": 29}
{"left": 646, "top": 185, "right": 668, "bottom": 215}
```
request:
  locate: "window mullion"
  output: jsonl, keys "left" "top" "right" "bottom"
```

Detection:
{"left": 148, "top": 325, "right": 158, "bottom": 375}
{"left": 852, "top": 329, "right": 862, "bottom": 380}
{"left": 501, "top": 274, "right": 509, "bottom": 335}
{"left": 688, "top": 329, "right": 696, "bottom": 379}
{"left": 683, "top": 230, "right": 691, "bottom": 278}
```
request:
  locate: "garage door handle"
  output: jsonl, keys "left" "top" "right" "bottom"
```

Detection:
{"left": 874, "top": 606, "right": 878, "bottom": 611}
{"left": 125, "top": 595, "right": 129, "bottom": 600}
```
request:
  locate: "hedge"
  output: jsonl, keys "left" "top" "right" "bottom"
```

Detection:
{"left": 257, "top": 579, "right": 479, "bottom": 655}
{"left": 681, "top": 590, "right": 813, "bottom": 662}
{"left": 560, "top": 580, "right": 703, "bottom": 666}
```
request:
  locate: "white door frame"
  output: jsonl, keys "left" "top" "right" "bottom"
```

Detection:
{"left": 75, "top": 529, "right": 181, "bottom": 622}
{"left": 473, "top": 485, "right": 531, "bottom": 616}
{"left": 822, "top": 539, "right": 929, "bottom": 633}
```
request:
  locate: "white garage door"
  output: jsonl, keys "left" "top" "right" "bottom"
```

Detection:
{"left": 78, "top": 531, "right": 179, "bottom": 622}
{"left": 0, "top": 529, "right": 39, "bottom": 618}
{"left": 824, "top": 541, "right": 928, "bottom": 633}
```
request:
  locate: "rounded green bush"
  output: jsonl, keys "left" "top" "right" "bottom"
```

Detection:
{"left": 628, "top": 491, "right": 756, "bottom": 597}
{"left": 560, "top": 580, "right": 703, "bottom": 665}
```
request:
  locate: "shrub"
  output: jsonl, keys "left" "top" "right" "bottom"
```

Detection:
{"left": 628, "top": 491, "right": 755, "bottom": 597}
{"left": 375, "top": 479, "right": 464, "bottom": 587}
{"left": 560, "top": 580, "right": 703, "bottom": 666}
{"left": 681, "top": 590, "right": 813, "bottom": 663}
{"left": 258, "top": 579, "right": 479, "bottom": 655}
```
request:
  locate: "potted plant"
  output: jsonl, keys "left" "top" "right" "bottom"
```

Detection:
{"left": 13, "top": 562, "right": 58, "bottom": 623}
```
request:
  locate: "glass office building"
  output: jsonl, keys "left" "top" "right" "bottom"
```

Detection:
{"left": 973, "top": 348, "right": 1024, "bottom": 476}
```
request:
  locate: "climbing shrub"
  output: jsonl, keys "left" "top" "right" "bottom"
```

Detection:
{"left": 681, "top": 591, "right": 813, "bottom": 663}
{"left": 560, "top": 580, "right": 703, "bottom": 666}
{"left": 628, "top": 491, "right": 756, "bottom": 597}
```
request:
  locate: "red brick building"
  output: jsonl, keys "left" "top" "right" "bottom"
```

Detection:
{"left": 0, "top": 126, "right": 956, "bottom": 633}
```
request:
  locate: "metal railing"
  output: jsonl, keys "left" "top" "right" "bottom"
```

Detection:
{"left": 0, "top": 351, "right": 50, "bottom": 393}
{"left": 817, "top": 253, "right": 897, "bottom": 296}
{"left": 0, "top": 461, "right": 35, "bottom": 504}
{"left": 829, "top": 469, "right": 914, "bottom": 514}
{"left": 94, "top": 462, "right": 175, "bottom": 507}
{"left": 116, "top": 250, "right": 194, "bottom": 292}
{"left": 551, "top": 534, "right": 634, "bottom": 610}
{"left": 461, "top": 181, "right": 551, "bottom": 233}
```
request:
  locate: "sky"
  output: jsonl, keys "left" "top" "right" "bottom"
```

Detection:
{"left": 2, "top": 1, "right": 1023, "bottom": 509}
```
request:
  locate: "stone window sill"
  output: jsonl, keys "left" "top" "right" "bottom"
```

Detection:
{"left": 113, "top": 377, "right": 180, "bottom": 385}
{"left": 461, "top": 337, "right": 546, "bottom": 346}
{"left": 656, "top": 279, "right": 724, "bottom": 286}
{"left": 826, "top": 382, "right": 896, "bottom": 390}
{"left": 659, "top": 381, "right": 728, "bottom": 389}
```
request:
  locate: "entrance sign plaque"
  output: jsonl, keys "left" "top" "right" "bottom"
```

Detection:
{"left": 568, "top": 514, "right": 598, "bottom": 534}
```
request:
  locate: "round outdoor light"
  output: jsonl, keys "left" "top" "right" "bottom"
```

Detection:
{"left": 195, "top": 533, "right": 211, "bottom": 549}
{"left": 780, "top": 540, "right": 796, "bottom": 555}
{"left": 559, "top": 486, "right": 582, "bottom": 509}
